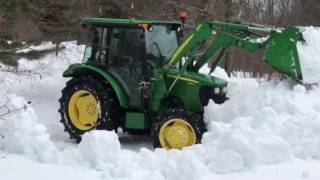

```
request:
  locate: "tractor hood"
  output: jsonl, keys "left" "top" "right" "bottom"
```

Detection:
{"left": 167, "top": 69, "right": 228, "bottom": 87}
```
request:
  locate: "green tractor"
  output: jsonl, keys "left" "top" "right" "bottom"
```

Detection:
{"left": 59, "top": 16, "right": 303, "bottom": 149}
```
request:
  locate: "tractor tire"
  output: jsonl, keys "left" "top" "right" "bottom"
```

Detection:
{"left": 152, "top": 108, "right": 206, "bottom": 149}
{"left": 58, "top": 76, "right": 120, "bottom": 142}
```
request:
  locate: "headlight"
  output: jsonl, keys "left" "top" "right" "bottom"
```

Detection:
{"left": 222, "top": 87, "right": 227, "bottom": 93}
{"left": 214, "top": 87, "right": 220, "bottom": 94}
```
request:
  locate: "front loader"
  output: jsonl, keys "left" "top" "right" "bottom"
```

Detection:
{"left": 59, "top": 15, "right": 304, "bottom": 149}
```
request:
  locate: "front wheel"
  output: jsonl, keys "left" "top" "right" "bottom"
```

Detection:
{"left": 58, "top": 76, "right": 120, "bottom": 142}
{"left": 153, "top": 108, "right": 206, "bottom": 149}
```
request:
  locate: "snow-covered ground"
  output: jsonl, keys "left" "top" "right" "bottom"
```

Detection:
{"left": 0, "top": 27, "right": 320, "bottom": 180}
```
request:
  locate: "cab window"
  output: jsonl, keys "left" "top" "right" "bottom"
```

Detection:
{"left": 83, "top": 27, "right": 108, "bottom": 65}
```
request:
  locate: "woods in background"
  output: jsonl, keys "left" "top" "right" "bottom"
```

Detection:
{"left": 1, "top": 0, "right": 319, "bottom": 41}
{"left": 0, "top": 0, "right": 319, "bottom": 77}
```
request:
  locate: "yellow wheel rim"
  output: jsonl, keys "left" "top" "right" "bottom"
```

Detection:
{"left": 159, "top": 118, "right": 196, "bottom": 149}
{"left": 68, "top": 90, "right": 100, "bottom": 131}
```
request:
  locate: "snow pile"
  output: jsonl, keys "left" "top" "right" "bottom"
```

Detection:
{"left": 0, "top": 41, "right": 85, "bottom": 143}
{"left": 200, "top": 65, "right": 231, "bottom": 82}
{"left": 79, "top": 131, "right": 121, "bottom": 169}
{"left": 79, "top": 131, "right": 164, "bottom": 179}
{"left": 193, "top": 27, "right": 320, "bottom": 172}
{"left": 0, "top": 94, "right": 58, "bottom": 162}
{"left": 298, "top": 26, "right": 320, "bottom": 83}
{"left": 78, "top": 131, "right": 209, "bottom": 179}
{"left": 204, "top": 79, "right": 320, "bottom": 170}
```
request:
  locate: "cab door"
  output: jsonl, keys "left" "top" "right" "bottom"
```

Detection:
{"left": 108, "top": 28, "right": 146, "bottom": 109}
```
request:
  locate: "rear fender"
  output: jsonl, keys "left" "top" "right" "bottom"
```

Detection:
{"left": 63, "top": 64, "right": 128, "bottom": 108}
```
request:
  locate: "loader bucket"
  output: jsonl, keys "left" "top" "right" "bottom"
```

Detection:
{"left": 264, "top": 26, "right": 303, "bottom": 81}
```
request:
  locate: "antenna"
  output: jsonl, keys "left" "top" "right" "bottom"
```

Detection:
{"left": 129, "top": 2, "right": 135, "bottom": 19}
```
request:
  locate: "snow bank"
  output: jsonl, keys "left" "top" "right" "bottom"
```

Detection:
{"left": 17, "top": 42, "right": 57, "bottom": 53}
{"left": 204, "top": 79, "right": 320, "bottom": 168}
{"left": 0, "top": 94, "right": 58, "bottom": 162}
{"left": 78, "top": 131, "right": 209, "bottom": 179}
{"left": 79, "top": 131, "right": 121, "bottom": 169}
{"left": 200, "top": 65, "right": 231, "bottom": 82}
{"left": 0, "top": 41, "right": 84, "bottom": 163}
{"left": 298, "top": 26, "right": 320, "bottom": 83}
{"left": 18, "top": 41, "right": 84, "bottom": 79}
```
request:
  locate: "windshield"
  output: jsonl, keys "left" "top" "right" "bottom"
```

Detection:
{"left": 145, "top": 25, "right": 178, "bottom": 65}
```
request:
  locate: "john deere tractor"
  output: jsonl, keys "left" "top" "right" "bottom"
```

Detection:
{"left": 59, "top": 16, "right": 303, "bottom": 149}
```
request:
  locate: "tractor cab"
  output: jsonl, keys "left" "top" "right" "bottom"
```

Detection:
{"left": 80, "top": 18, "right": 181, "bottom": 108}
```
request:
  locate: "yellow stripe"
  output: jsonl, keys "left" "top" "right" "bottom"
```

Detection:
{"left": 168, "top": 24, "right": 204, "bottom": 65}
{"left": 196, "top": 24, "right": 203, "bottom": 31}
{"left": 168, "top": 34, "right": 195, "bottom": 65}
{"left": 168, "top": 75, "right": 199, "bottom": 84}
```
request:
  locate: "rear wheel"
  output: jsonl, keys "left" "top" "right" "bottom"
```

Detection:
{"left": 153, "top": 108, "right": 206, "bottom": 149}
{"left": 58, "top": 76, "right": 120, "bottom": 142}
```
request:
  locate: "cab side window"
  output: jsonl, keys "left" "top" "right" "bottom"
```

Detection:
{"left": 83, "top": 27, "right": 108, "bottom": 65}
{"left": 109, "top": 28, "right": 142, "bottom": 67}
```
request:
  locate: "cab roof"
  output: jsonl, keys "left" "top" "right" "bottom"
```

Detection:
{"left": 81, "top": 17, "right": 181, "bottom": 27}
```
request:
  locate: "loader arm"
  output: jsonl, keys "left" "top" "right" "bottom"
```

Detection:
{"left": 167, "top": 21, "right": 303, "bottom": 81}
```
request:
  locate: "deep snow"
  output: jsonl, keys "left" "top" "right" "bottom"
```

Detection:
{"left": 0, "top": 27, "right": 320, "bottom": 180}
{"left": 298, "top": 26, "right": 320, "bottom": 83}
